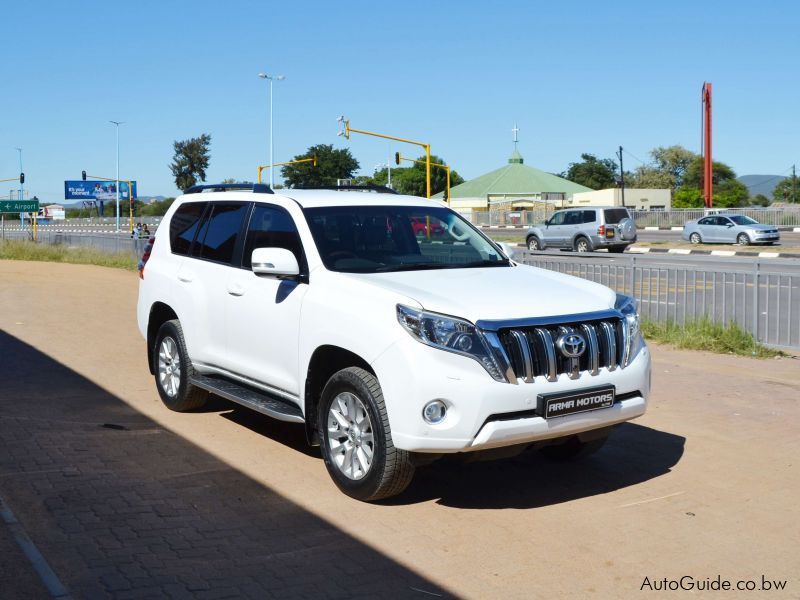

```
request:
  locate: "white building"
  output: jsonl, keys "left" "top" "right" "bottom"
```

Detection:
{"left": 567, "top": 188, "right": 671, "bottom": 210}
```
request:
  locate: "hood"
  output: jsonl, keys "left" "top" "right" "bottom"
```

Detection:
{"left": 746, "top": 223, "right": 776, "bottom": 231}
{"left": 344, "top": 264, "right": 617, "bottom": 323}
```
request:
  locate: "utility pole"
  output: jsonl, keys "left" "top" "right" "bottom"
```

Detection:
{"left": 793, "top": 164, "right": 797, "bottom": 203}
{"left": 617, "top": 146, "right": 625, "bottom": 208}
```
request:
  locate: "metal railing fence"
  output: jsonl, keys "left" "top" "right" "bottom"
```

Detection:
{"left": 465, "top": 207, "right": 800, "bottom": 228}
{"left": 515, "top": 252, "right": 799, "bottom": 351}
{"left": 1, "top": 230, "right": 140, "bottom": 255}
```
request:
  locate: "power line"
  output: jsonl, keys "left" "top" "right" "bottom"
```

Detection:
{"left": 622, "top": 148, "right": 648, "bottom": 166}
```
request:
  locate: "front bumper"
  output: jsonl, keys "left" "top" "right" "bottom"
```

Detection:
{"left": 372, "top": 334, "right": 650, "bottom": 453}
{"left": 751, "top": 232, "right": 780, "bottom": 243}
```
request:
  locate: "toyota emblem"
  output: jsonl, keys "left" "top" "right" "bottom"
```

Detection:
{"left": 556, "top": 332, "right": 586, "bottom": 358}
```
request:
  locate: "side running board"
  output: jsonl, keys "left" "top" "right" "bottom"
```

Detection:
{"left": 189, "top": 373, "right": 305, "bottom": 423}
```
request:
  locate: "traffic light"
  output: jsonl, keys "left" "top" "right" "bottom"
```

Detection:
{"left": 395, "top": 152, "right": 401, "bottom": 165}
{"left": 82, "top": 170, "right": 87, "bottom": 181}
{"left": 19, "top": 172, "right": 24, "bottom": 184}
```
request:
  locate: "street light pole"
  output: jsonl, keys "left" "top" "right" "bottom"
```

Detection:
{"left": 110, "top": 120, "right": 124, "bottom": 231}
{"left": 258, "top": 73, "right": 285, "bottom": 188}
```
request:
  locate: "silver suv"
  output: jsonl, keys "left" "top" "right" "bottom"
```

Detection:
{"left": 526, "top": 206, "right": 637, "bottom": 253}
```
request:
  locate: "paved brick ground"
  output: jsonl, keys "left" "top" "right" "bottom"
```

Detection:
{"left": 0, "top": 330, "right": 450, "bottom": 599}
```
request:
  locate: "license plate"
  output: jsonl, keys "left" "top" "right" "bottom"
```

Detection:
{"left": 539, "top": 386, "right": 615, "bottom": 419}
{"left": 606, "top": 229, "right": 615, "bottom": 238}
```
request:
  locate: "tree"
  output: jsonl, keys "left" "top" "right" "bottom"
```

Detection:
{"left": 750, "top": 193, "right": 770, "bottom": 207}
{"left": 649, "top": 146, "right": 697, "bottom": 189}
{"left": 170, "top": 134, "right": 211, "bottom": 191}
{"left": 673, "top": 188, "right": 703, "bottom": 208}
{"left": 281, "top": 144, "right": 359, "bottom": 188}
{"left": 561, "top": 154, "right": 618, "bottom": 190}
{"left": 772, "top": 175, "right": 800, "bottom": 203}
{"left": 682, "top": 157, "right": 737, "bottom": 189}
{"left": 626, "top": 145, "right": 698, "bottom": 190}
{"left": 628, "top": 165, "right": 674, "bottom": 189}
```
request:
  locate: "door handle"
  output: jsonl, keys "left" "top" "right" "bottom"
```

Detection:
{"left": 178, "top": 272, "right": 194, "bottom": 283}
{"left": 227, "top": 283, "right": 245, "bottom": 297}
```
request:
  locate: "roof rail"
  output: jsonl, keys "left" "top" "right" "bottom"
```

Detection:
{"left": 292, "top": 184, "right": 398, "bottom": 194}
{"left": 183, "top": 183, "right": 274, "bottom": 195}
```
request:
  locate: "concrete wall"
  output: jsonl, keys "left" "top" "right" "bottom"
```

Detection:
{"left": 568, "top": 188, "right": 671, "bottom": 210}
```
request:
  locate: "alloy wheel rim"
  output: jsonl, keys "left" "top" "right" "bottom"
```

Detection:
{"left": 327, "top": 392, "right": 375, "bottom": 480}
{"left": 158, "top": 337, "right": 181, "bottom": 397}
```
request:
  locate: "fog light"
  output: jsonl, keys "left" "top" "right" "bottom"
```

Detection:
{"left": 422, "top": 400, "right": 447, "bottom": 424}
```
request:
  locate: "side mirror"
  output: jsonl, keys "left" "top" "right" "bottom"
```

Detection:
{"left": 497, "top": 242, "right": 516, "bottom": 260}
{"left": 251, "top": 247, "right": 299, "bottom": 278}
{"left": 727, "top": 223, "right": 734, "bottom": 228}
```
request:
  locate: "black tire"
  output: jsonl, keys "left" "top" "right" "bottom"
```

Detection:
{"left": 608, "top": 246, "right": 626, "bottom": 253}
{"left": 574, "top": 236, "right": 592, "bottom": 253}
{"left": 318, "top": 367, "right": 414, "bottom": 501}
{"left": 737, "top": 233, "right": 750, "bottom": 246}
{"left": 689, "top": 232, "right": 702, "bottom": 244}
{"left": 539, "top": 434, "right": 608, "bottom": 461}
{"left": 153, "top": 319, "right": 208, "bottom": 412}
{"left": 527, "top": 236, "right": 541, "bottom": 251}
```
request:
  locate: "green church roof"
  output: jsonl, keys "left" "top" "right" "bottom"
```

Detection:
{"left": 434, "top": 150, "right": 591, "bottom": 199}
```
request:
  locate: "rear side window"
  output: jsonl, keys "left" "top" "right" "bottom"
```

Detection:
{"left": 242, "top": 205, "right": 304, "bottom": 269}
{"left": 194, "top": 203, "right": 248, "bottom": 265}
{"left": 170, "top": 202, "right": 207, "bottom": 256}
{"left": 603, "top": 208, "right": 629, "bottom": 224}
{"left": 564, "top": 211, "right": 582, "bottom": 225}
{"left": 582, "top": 210, "right": 597, "bottom": 224}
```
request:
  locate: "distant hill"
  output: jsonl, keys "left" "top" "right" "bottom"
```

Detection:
{"left": 737, "top": 175, "right": 786, "bottom": 200}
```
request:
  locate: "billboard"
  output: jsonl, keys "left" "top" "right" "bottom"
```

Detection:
{"left": 64, "top": 180, "right": 137, "bottom": 201}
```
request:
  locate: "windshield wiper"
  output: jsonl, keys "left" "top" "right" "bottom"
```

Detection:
{"left": 374, "top": 263, "right": 454, "bottom": 272}
{"left": 460, "top": 260, "right": 511, "bottom": 268}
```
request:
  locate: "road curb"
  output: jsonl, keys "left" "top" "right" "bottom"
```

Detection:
{"left": 0, "top": 494, "right": 71, "bottom": 599}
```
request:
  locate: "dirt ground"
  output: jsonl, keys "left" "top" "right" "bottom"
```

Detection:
{"left": 1, "top": 260, "right": 798, "bottom": 599}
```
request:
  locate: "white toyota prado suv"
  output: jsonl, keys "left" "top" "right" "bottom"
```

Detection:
{"left": 137, "top": 183, "right": 650, "bottom": 501}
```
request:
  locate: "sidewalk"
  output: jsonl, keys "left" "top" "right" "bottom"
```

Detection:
{"left": 0, "top": 329, "right": 448, "bottom": 599}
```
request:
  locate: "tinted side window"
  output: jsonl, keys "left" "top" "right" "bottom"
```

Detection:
{"left": 194, "top": 203, "right": 248, "bottom": 264}
{"left": 582, "top": 210, "right": 597, "bottom": 224}
{"left": 603, "top": 208, "right": 629, "bottom": 224}
{"left": 698, "top": 217, "right": 712, "bottom": 225}
{"left": 170, "top": 202, "right": 207, "bottom": 256}
{"left": 243, "top": 205, "right": 304, "bottom": 269}
{"left": 564, "top": 211, "right": 582, "bottom": 225}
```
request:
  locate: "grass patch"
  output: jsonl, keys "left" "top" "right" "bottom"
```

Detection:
{"left": 642, "top": 318, "right": 783, "bottom": 358}
{"left": 0, "top": 240, "right": 137, "bottom": 271}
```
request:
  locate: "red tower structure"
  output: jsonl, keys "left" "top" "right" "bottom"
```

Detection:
{"left": 701, "top": 82, "right": 713, "bottom": 208}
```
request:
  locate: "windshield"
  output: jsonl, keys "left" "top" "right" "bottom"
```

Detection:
{"left": 303, "top": 205, "right": 510, "bottom": 273}
{"left": 727, "top": 215, "right": 758, "bottom": 225}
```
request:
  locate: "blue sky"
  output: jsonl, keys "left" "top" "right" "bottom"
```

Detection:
{"left": 1, "top": 0, "right": 798, "bottom": 201}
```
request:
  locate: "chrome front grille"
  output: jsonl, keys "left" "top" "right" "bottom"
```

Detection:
{"left": 498, "top": 318, "right": 625, "bottom": 382}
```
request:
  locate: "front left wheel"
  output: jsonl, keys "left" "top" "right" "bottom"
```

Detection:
{"left": 153, "top": 319, "right": 208, "bottom": 412}
{"left": 318, "top": 367, "right": 415, "bottom": 501}
{"left": 737, "top": 233, "right": 750, "bottom": 246}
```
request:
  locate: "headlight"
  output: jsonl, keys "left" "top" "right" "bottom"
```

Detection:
{"left": 396, "top": 304, "right": 507, "bottom": 381}
{"left": 615, "top": 294, "right": 642, "bottom": 367}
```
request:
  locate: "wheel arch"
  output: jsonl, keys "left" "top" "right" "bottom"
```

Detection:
{"left": 573, "top": 234, "right": 592, "bottom": 251}
{"left": 304, "top": 345, "right": 374, "bottom": 446}
{"left": 147, "top": 302, "right": 179, "bottom": 374}
{"left": 526, "top": 233, "right": 543, "bottom": 249}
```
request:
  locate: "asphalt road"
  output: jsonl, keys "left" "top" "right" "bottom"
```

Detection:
{"left": 1, "top": 260, "right": 799, "bottom": 598}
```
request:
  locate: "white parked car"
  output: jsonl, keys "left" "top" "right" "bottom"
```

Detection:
{"left": 137, "top": 183, "right": 650, "bottom": 501}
